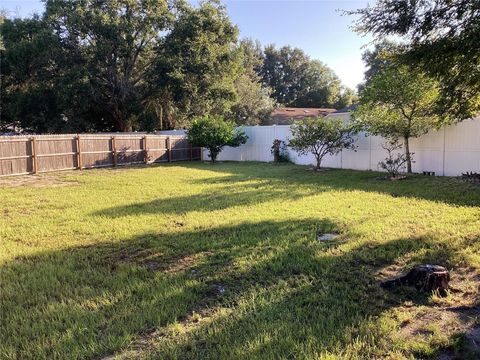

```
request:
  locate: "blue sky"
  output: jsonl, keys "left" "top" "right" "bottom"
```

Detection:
{"left": 2, "top": 0, "right": 372, "bottom": 89}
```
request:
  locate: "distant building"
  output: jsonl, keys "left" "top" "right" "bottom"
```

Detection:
{"left": 268, "top": 107, "right": 337, "bottom": 125}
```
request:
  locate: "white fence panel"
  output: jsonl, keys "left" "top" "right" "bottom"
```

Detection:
{"left": 159, "top": 116, "right": 480, "bottom": 176}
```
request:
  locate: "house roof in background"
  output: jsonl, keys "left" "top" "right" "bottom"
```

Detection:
{"left": 269, "top": 107, "right": 337, "bottom": 124}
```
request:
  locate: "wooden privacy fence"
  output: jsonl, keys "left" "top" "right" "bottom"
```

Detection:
{"left": 0, "top": 134, "right": 201, "bottom": 177}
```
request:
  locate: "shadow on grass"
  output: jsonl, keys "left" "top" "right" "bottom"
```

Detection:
{"left": 91, "top": 180, "right": 319, "bottom": 218}
{"left": 179, "top": 162, "right": 480, "bottom": 208}
{"left": 90, "top": 161, "right": 480, "bottom": 220}
{"left": 1, "top": 218, "right": 473, "bottom": 359}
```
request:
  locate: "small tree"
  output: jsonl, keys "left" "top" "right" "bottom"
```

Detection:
{"left": 187, "top": 116, "right": 248, "bottom": 163}
{"left": 288, "top": 117, "right": 357, "bottom": 171}
{"left": 379, "top": 139, "right": 411, "bottom": 178}
{"left": 353, "top": 66, "right": 445, "bottom": 173}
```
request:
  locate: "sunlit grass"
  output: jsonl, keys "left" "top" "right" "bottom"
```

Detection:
{"left": 1, "top": 162, "right": 479, "bottom": 359}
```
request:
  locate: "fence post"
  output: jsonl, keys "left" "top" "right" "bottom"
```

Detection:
{"left": 143, "top": 135, "right": 148, "bottom": 164}
{"left": 76, "top": 135, "right": 83, "bottom": 170}
{"left": 31, "top": 136, "right": 38, "bottom": 174}
{"left": 442, "top": 126, "right": 446, "bottom": 176}
{"left": 112, "top": 136, "right": 117, "bottom": 166}
{"left": 167, "top": 136, "right": 172, "bottom": 162}
{"left": 189, "top": 142, "right": 193, "bottom": 161}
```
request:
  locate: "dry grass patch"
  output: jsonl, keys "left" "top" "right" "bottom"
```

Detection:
{"left": 0, "top": 173, "right": 79, "bottom": 187}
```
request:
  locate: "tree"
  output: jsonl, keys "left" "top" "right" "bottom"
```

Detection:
{"left": 259, "top": 45, "right": 351, "bottom": 109}
{"left": 229, "top": 73, "right": 276, "bottom": 125}
{"left": 335, "top": 87, "right": 358, "bottom": 109}
{"left": 229, "top": 39, "right": 276, "bottom": 125}
{"left": 1, "top": 0, "right": 245, "bottom": 133}
{"left": 288, "top": 117, "right": 356, "bottom": 171}
{"left": 353, "top": 66, "right": 443, "bottom": 173}
{"left": 43, "top": 0, "right": 177, "bottom": 132}
{"left": 155, "top": 1, "right": 242, "bottom": 129}
{"left": 358, "top": 40, "right": 400, "bottom": 92}
{"left": 0, "top": 16, "right": 65, "bottom": 133}
{"left": 186, "top": 116, "right": 248, "bottom": 163}
{"left": 349, "top": 0, "right": 480, "bottom": 120}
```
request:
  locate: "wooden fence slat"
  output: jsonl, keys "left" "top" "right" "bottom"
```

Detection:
{"left": 81, "top": 150, "right": 116, "bottom": 155}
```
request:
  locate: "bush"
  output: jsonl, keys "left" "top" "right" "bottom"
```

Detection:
{"left": 379, "top": 139, "right": 412, "bottom": 177}
{"left": 187, "top": 116, "right": 248, "bottom": 163}
{"left": 271, "top": 139, "right": 290, "bottom": 163}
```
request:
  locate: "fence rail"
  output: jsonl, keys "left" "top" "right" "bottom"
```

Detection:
{"left": 0, "top": 134, "right": 201, "bottom": 177}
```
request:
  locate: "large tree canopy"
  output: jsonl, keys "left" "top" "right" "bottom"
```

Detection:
{"left": 350, "top": 0, "right": 480, "bottom": 120}
{"left": 229, "top": 39, "right": 276, "bottom": 125}
{"left": 1, "top": 0, "right": 242, "bottom": 133}
{"left": 358, "top": 40, "right": 399, "bottom": 92}
{"left": 47, "top": 0, "right": 177, "bottom": 132}
{"left": 154, "top": 1, "right": 242, "bottom": 129}
{"left": 259, "top": 45, "right": 355, "bottom": 109}
{"left": 1, "top": 1, "right": 356, "bottom": 133}
{"left": 0, "top": 15, "right": 65, "bottom": 133}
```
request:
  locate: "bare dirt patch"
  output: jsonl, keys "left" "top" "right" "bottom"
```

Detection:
{"left": 0, "top": 174, "right": 79, "bottom": 188}
{"left": 144, "top": 252, "right": 207, "bottom": 273}
{"left": 106, "top": 248, "right": 212, "bottom": 275}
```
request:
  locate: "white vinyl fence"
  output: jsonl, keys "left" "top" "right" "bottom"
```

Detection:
{"left": 159, "top": 115, "right": 480, "bottom": 176}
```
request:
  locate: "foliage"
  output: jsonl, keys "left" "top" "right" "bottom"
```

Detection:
{"left": 349, "top": 0, "right": 480, "bottom": 120}
{"left": 353, "top": 66, "right": 443, "bottom": 173}
{"left": 0, "top": 15, "right": 66, "bottom": 133}
{"left": 1, "top": 1, "right": 361, "bottom": 133}
{"left": 379, "top": 139, "right": 411, "bottom": 178}
{"left": 2, "top": 163, "right": 480, "bottom": 359}
{"left": 0, "top": 0, "right": 242, "bottom": 133}
{"left": 289, "top": 117, "right": 356, "bottom": 170}
{"left": 54, "top": 0, "right": 175, "bottom": 131}
{"left": 358, "top": 40, "right": 401, "bottom": 92}
{"left": 260, "top": 45, "right": 354, "bottom": 109}
{"left": 229, "top": 39, "right": 276, "bottom": 125}
{"left": 187, "top": 116, "right": 247, "bottom": 162}
{"left": 154, "top": 1, "right": 242, "bottom": 129}
{"left": 270, "top": 139, "right": 290, "bottom": 163}
{"left": 335, "top": 87, "right": 358, "bottom": 109}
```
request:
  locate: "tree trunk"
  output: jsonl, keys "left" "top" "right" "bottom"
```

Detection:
{"left": 120, "top": 123, "right": 133, "bottom": 132}
{"left": 209, "top": 149, "right": 217, "bottom": 163}
{"left": 381, "top": 264, "right": 450, "bottom": 296}
{"left": 115, "top": 116, "right": 132, "bottom": 132}
{"left": 404, "top": 136, "right": 412, "bottom": 173}
{"left": 159, "top": 106, "right": 163, "bottom": 131}
{"left": 315, "top": 156, "right": 321, "bottom": 171}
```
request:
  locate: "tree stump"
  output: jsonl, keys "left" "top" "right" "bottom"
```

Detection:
{"left": 380, "top": 265, "right": 450, "bottom": 296}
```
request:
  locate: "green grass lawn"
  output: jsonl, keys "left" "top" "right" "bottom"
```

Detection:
{"left": 1, "top": 162, "right": 480, "bottom": 359}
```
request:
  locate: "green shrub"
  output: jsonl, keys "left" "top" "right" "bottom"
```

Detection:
{"left": 187, "top": 116, "right": 248, "bottom": 163}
